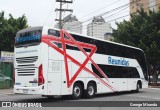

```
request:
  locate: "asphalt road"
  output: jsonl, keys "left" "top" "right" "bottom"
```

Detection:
{"left": 0, "top": 88, "right": 160, "bottom": 110}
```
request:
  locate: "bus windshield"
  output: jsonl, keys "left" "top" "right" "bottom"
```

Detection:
{"left": 15, "top": 29, "right": 42, "bottom": 46}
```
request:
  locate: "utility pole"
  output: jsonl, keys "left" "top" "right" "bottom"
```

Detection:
{"left": 55, "top": 0, "right": 73, "bottom": 29}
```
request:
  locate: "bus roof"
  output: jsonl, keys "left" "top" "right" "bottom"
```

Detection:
{"left": 17, "top": 26, "right": 43, "bottom": 34}
{"left": 18, "top": 26, "right": 143, "bottom": 52}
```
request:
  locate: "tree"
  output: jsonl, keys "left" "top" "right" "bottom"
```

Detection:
{"left": 113, "top": 9, "right": 160, "bottom": 84}
{"left": 0, "top": 11, "right": 28, "bottom": 51}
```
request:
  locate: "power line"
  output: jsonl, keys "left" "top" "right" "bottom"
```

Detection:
{"left": 49, "top": 9, "right": 58, "bottom": 26}
{"left": 103, "top": 4, "right": 130, "bottom": 20}
{"left": 104, "top": 0, "right": 159, "bottom": 20}
{"left": 79, "top": 2, "right": 132, "bottom": 24}
{"left": 69, "top": 2, "right": 160, "bottom": 31}
{"left": 78, "top": 0, "right": 120, "bottom": 20}
{"left": 43, "top": 0, "right": 56, "bottom": 26}
{"left": 52, "top": 0, "right": 134, "bottom": 30}
{"left": 66, "top": 1, "right": 135, "bottom": 30}
{"left": 70, "top": 14, "right": 129, "bottom": 30}
{"left": 77, "top": 0, "right": 141, "bottom": 25}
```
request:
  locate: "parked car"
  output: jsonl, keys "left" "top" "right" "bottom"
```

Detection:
{"left": 0, "top": 70, "right": 11, "bottom": 88}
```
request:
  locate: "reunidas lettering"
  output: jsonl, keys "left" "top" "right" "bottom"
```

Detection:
{"left": 108, "top": 56, "right": 129, "bottom": 66}
{"left": 16, "top": 34, "right": 40, "bottom": 43}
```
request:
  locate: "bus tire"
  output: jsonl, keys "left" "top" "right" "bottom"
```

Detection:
{"left": 84, "top": 82, "right": 96, "bottom": 98}
{"left": 72, "top": 83, "right": 83, "bottom": 100}
{"left": 135, "top": 83, "right": 140, "bottom": 93}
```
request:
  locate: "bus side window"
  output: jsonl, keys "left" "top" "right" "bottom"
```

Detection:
{"left": 48, "top": 29, "right": 60, "bottom": 37}
{"left": 52, "top": 42, "right": 62, "bottom": 48}
{"left": 48, "top": 29, "right": 62, "bottom": 48}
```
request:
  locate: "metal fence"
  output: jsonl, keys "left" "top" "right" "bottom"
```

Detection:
{"left": 0, "top": 62, "right": 13, "bottom": 89}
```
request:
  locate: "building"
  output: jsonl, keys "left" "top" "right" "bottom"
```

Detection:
{"left": 87, "top": 16, "right": 112, "bottom": 40}
{"left": 55, "top": 14, "right": 82, "bottom": 34}
{"left": 130, "top": 0, "right": 160, "bottom": 14}
{"left": 104, "top": 33, "right": 114, "bottom": 41}
{"left": 155, "top": 0, "right": 160, "bottom": 11}
{"left": 0, "top": 51, "right": 14, "bottom": 62}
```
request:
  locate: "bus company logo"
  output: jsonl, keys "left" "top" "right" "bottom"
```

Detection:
{"left": 108, "top": 56, "right": 129, "bottom": 66}
{"left": 42, "top": 30, "right": 117, "bottom": 92}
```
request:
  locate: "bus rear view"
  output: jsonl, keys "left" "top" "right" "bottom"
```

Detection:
{"left": 14, "top": 27, "right": 45, "bottom": 94}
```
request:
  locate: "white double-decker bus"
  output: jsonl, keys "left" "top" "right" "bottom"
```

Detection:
{"left": 14, "top": 26, "right": 148, "bottom": 99}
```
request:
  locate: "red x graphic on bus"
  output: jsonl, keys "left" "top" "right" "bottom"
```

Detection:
{"left": 42, "top": 30, "right": 116, "bottom": 92}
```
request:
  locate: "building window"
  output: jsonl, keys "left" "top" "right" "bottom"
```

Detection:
{"left": 149, "top": 0, "right": 156, "bottom": 11}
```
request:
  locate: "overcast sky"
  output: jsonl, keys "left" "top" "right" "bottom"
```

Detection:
{"left": 0, "top": 0, "right": 130, "bottom": 34}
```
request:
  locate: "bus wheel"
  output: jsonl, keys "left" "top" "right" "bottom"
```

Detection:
{"left": 85, "top": 82, "right": 96, "bottom": 98}
{"left": 72, "top": 83, "right": 83, "bottom": 100}
{"left": 135, "top": 83, "right": 140, "bottom": 93}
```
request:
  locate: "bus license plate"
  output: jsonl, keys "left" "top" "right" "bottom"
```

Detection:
{"left": 23, "top": 89, "right": 28, "bottom": 93}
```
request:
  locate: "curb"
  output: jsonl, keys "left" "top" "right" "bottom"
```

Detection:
{"left": 148, "top": 86, "right": 160, "bottom": 88}
{"left": 0, "top": 88, "right": 14, "bottom": 96}
{"left": 147, "top": 87, "right": 160, "bottom": 90}
{"left": 0, "top": 93, "right": 14, "bottom": 96}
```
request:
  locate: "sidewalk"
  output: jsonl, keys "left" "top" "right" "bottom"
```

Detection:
{"left": 148, "top": 76, "right": 160, "bottom": 88}
{"left": 149, "top": 84, "right": 160, "bottom": 88}
{"left": 0, "top": 88, "right": 14, "bottom": 95}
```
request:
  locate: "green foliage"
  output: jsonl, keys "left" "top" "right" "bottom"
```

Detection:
{"left": 113, "top": 9, "right": 160, "bottom": 67}
{"left": 0, "top": 11, "right": 28, "bottom": 51}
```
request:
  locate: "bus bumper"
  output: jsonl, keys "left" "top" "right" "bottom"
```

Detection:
{"left": 14, "top": 85, "right": 44, "bottom": 95}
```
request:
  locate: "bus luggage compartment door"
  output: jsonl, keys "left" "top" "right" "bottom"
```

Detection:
{"left": 116, "top": 79, "right": 127, "bottom": 91}
{"left": 61, "top": 62, "right": 72, "bottom": 95}
{"left": 47, "top": 60, "right": 62, "bottom": 95}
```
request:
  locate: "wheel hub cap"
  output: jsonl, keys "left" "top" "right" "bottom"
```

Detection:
{"left": 74, "top": 86, "right": 80, "bottom": 97}
{"left": 88, "top": 86, "right": 94, "bottom": 96}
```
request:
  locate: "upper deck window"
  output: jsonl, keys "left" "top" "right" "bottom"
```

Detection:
{"left": 15, "top": 30, "right": 42, "bottom": 46}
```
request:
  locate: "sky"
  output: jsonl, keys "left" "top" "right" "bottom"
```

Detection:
{"left": 0, "top": 0, "right": 130, "bottom": 34}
